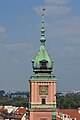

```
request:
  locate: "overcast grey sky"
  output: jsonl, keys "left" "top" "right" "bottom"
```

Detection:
{"left": 0, "top": 0, "right": 80, "bottom": 92}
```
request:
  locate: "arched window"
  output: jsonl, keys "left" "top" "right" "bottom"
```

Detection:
{"left": 40, "top": 60, "right": 48, "bottom": 69}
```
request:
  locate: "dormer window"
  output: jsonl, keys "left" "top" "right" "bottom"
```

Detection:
{"left": 40, "top": 60, "right": 48, "bottom": 69}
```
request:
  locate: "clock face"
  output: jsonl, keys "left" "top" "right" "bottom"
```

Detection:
{"left": 39, "top": 86, "right": 48, "bottom": 95}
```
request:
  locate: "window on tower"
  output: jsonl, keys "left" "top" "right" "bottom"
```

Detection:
{"left": 40, "top": 60, "right": 48, "bottom": 69}
{"left": 42, "top": 98, "right": 46, "bottom": 104}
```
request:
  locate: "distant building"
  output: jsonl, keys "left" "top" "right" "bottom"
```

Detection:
{"left": 0, "top": 90, "right": 5, "bottom": 97}
{"left": 57, "top": 109, "right": 80, "bottom": 120}
{"left": 11, "top": 91, "right": 29, "bottom": 98}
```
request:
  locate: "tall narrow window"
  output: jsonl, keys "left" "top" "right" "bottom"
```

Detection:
{"left": 42, "top": 98, "right": 46, "bottom": 104}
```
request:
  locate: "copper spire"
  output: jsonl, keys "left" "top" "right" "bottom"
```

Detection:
{"left": 40, "top": 8, "right": 46, "bottom": 46}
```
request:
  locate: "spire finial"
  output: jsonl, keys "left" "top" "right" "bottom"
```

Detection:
{"left": 42, "top": 8, "right": 45, "bottom": 16}
{"left": 40, "top": 8, "right": 46, "bottom": 46}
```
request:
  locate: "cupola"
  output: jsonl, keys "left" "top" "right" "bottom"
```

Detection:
{"left": 32, "top": 9, "right": 54, "bottom": 74}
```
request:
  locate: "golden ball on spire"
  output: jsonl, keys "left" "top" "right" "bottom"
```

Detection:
{"left": 42, "top": 8, "right": 45, "bottom": 16}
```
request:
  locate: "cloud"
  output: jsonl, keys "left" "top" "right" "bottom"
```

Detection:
{"left": 0, "top": 59, "right": 6, "bottom": 64}
{"left": 4, "top": 42, "right": 36, "bottom": 57}
{"left": 34, "top": 0, "right": 71, "bottom": 16}
{"left": 1, "top": 42, "right": 35, "bottom": 65}
{"left": 46, "top": 16, "right": 80, "bottom": 46}
{"left": 4, "top": 43, "right": 28, "bottom": 51}
{"left": 0, "top": 27, "right": 5, "bottom": 34}
{"left": 0, "top": 27, "right": 7, "bottom": 41}
{"left": 45, "top": 0, "right": 71, "bottom": 5}
{"left": 52, "top": 46, "right": 80, "bottom": 58}
{"left": 0, "top": 58, "right": 20, "bottom": 65}
{"left": 12, "top": 58, "right": 20, "bottom": 64}
{"left": 34, "top": 5, "right": 71, "bottom": 15}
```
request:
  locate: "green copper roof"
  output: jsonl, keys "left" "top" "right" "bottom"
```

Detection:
{"left": 32, "top": 9, "right": 53, "bottom": 72}
{"left": 30, "top": 73, "right": 57, "bottom": 81}
{"left": 33, "top": 45, "right": 53, "bottom": 69}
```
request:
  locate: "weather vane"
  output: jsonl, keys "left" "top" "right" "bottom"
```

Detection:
{"left": 42, "top": 8, "right": 45, "bottom": 16}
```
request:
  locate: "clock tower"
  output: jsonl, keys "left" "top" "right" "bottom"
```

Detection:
{"left": 29, "top": 9, "right": 57, "bottom": 120}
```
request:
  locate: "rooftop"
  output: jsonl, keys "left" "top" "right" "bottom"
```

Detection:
{"left": 57, "top": 109, "right": 80, "bottom": 120}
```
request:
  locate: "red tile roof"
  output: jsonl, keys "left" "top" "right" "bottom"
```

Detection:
{"left": 56, "top": 117, "right": 62, "bottom": 120}
{"left": 18, "top": 107, "right": 26, "bottom": 114}
{"left": 0, "top": 106, "right": 26, "bottom": 119}
{"left": 58, "top": 109, "right": 80, "bottom": 120}
{"left": 0, "top": 106, "right": 4, "bottom": 112}
{"left": 10, "top": 107, "right": 26, "bottom": 119}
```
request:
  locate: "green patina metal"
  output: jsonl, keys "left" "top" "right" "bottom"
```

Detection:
{"left": 32, "top": 9, "right": 53, "bottom": 72}
{"left": 30, "top": 73, "right": 57, "bottom": 81}
{"left": 33, "top": 45, "right": 53, "bottom": 69}
{"left": 52, "top": 104, "right": 56, "bottom": 120}
{"left": 40, "top": 9, "right": 46, "bottom": 46}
